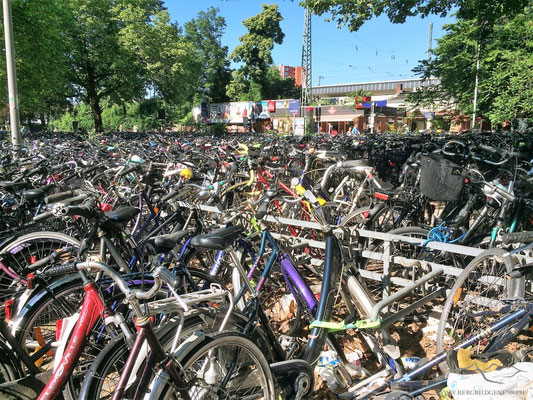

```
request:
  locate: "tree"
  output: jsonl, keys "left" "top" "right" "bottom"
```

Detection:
{"left": 300, "top": 0, "right": 530, "bottom": 31}
{"left": 117, "top": 6, "right": 199, "bottom": 108}
{"left": 409, "top": 7, "right": 532, "bottom": 124}
{"left": 263, "top": 66, "right": 300, "bottom": 99}
{"left": 227, "top": 4, "right": 285, "bottom": 100}
{"left": 57, "top": 0, "right": 164, "bottom": 132}
{"left": 185, "top": 7, "right": 231, "bottom": 103}
{"left": 0, "top": 0, "right": 70, "bottom": 127}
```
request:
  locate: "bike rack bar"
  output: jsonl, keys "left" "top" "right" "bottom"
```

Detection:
{"left": 380, "top": 286, "right": 446, "bottom": 328}
{"left": 370, "top": 267, "right": 443, "bottom": 322}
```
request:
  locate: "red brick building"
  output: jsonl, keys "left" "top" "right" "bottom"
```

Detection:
{"left": 277, "top": 65, "right": 302, "bottom": 87}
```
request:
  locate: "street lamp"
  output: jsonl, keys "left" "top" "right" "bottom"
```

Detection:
{"left": 3, "top": 0, "right": 21, "bottom": 153}
{"left": 318, "top": 76, "right": 324, "bottom": 86}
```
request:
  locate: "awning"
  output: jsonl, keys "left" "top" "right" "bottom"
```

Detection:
{"left": 319, "top": 110, "right": 364, "bottom": 122}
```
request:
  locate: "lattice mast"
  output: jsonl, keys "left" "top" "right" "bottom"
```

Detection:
{"left": 300, "top": 7, "right": 312, "bottom": 106}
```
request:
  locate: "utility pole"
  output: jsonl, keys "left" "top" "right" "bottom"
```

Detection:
{"left": 3, "top": 0, "right": 21, "bottom": 153}
{"left": 427, "top": 23, "right": 433, "bottom": 61}
{"left": 426, "top": 23, "right": 434, "bottom": 131}
{"left": 300, "top": 7, "right": 312, "bottom": 106}
{"left": 471, "top": 41, "right": 481, "bottom": 129}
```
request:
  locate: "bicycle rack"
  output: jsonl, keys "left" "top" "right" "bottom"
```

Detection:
{"left": 174, "top": 202, "right": 533, "bottom": 316}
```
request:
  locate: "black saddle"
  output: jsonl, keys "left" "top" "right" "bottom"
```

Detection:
{"left": 23, "top": 185, "right": 56, "bottom": 202}
{"left": 372, "top": 177, "right": 395, "bottom": 193}
{"left": 190, "top": 225, "right": 244, "bottom": 250}
{"left": 146, "top": 230, "right": 190, "bottom": 253}
{"left": 104, "top": 206, "right": 140, "bottom": 224}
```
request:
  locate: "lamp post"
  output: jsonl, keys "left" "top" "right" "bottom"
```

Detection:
{"left": 3, "top": 0, "right": 21, "bottom": 153}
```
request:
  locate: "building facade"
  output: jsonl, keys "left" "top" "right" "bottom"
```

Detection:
{"left": 277, "top": 65, "right": 303, "bottom": 87}
{"left": 192, "top": 78, "right": 468, "bottom": 133}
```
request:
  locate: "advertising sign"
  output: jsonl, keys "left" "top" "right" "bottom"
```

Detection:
{"left": 294, "top": 117, "right": 305, "bottom": 137}
{"left": 289, "top": 100, "right": 300, "bottom": 114}
{"left": 267, "top": 100, "right": 276, "bottom": 112}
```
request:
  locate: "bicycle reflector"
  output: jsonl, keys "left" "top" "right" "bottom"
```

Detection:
{"left": 56, "top": 319, "right": 63, "bottom": 342}
{"left": 4, "top": 299, "right": 13, "bottom": 321}
{"left": 26, "top": 273, "right": 35, "bottom": 290}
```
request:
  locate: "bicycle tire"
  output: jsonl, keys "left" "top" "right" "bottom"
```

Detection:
{"left": 80, "top": 312, "right": 222, "bottom": 400}
{"left": 15, "top": 268, "right": 225, "bottom": 400}
{"left": 436, "top": 248, "right": 524, "bottom": 371}
{"left": 147, "top": 331, "right": 275, "bottom": 400}
{"left": 0, "top": 232, "right": 80, "bottom": 311}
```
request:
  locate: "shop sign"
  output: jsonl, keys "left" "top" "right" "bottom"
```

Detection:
{"left": 289, "top": 100, "right": 300, "bottom": 114}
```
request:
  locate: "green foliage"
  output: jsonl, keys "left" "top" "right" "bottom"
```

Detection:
{"left": 0, "top": 0, "right": 70, "bottom": 123}
{"left": 301, "top": 0, "right": 530, "bottom": 31}
{"left": 185, "top": 7, "right": 231, "bottom": 103}
{"left": 49, "top": 103, "right": 94, "bottom": 132}
{"left": 263, "top": 66, "right": 300, "bottom": 100}
{"left": 409, "top": 6, "right": 533, "bottom": 124}
{"left": 227, "top": 4, "right": 285, "bottom": 100}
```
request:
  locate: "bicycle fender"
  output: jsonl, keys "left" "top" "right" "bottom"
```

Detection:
{"left": 10, "top": 274, "right": 81, "bottom": 335}
{"left": 52, "top": 312, "right": 80, "bottom": 372}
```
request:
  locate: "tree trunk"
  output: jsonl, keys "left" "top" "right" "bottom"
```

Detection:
{"left": 39, "top": 112, "right": 47, "bottom": 130}
{"left": 89, "top": 97, "right": 103, "bottom": 133}
{"left": 86, "top": 67, "right": 103, "bottom": 132}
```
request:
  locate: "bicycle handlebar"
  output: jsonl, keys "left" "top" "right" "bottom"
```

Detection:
{"left": 502, "top": 231, "right": 533, "bottom": 245}
{"left": 76, "top": 261, "right": 162, "bottom": 300}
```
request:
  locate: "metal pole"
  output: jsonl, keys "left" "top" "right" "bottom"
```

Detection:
{"left": 427, "top": 23, "right": 433, "bottom": 61}
{"left": 3, "top": 0, "right": 21, "bottom": 152}
{"left": 471, "top": 41, "right": 481, "bottom": 129}
{"left": 369, "top": 102, "right": 375, "bottom": 133}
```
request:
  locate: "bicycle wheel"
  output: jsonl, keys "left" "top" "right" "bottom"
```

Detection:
{"left": 436, "top": 248, "right": 525, "bottom": 370}
{"left": 148, "top": 331, "right": 275, "bottom": 400}
{"left": 80, "top": 310, "right": 229, "bottom": 400}
{"left": 15, "top": 269, "right": 224, "bottom": 400}
{"left": 0, "top": 232, "right": 80, "bottom": 311}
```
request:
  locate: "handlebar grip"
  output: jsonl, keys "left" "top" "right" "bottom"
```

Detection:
{"left": 154, "top": 266, "right": 181, "bottom": 290}
{"left": 33, "top": 211, "right": 53, "bottom": 222}
{"left": 44, "top": 190, "right": 75, "bottom": 204}
{"left": 118, "top": 165, "right": 139, "bottom": 177}
{"left": 62, "top": 205, "right": 96, "bottom": 219}
{"left": 40, "top": 263, "right": 78, "bottom": 278}
{"left": 494, "top": 186, "right": 515, "bottom": 202}
{"left": 479, "top": 144, "right": 498, "bottom": 154}
{"left": 507, "top": 264, "right": 533, "bottom": 279}
{"left": 502, "top": 231, "right": 533, "bottom": 245}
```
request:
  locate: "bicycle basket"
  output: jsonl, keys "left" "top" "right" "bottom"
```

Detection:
{"left": 419, "top": 154, "right": 463, "bottom": 201}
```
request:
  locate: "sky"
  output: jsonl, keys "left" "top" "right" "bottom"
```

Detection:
{"left": 166, "top": 0, "right": 456, "bottom": 86}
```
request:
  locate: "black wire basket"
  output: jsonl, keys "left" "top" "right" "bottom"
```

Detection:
{"left": 419, "top": 154, "right": 464, "bottom": 201}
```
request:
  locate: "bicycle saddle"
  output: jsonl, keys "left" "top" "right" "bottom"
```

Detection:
{"left": 23, "top": 185, "right": 56, "bottom": 201}
{"left": 146, "top": 230, "right": 191, "bottom": 253}
{"left": 190, "top": 225, "right": 244, "bottom": 250}
{"left": 104, "top": 206, "right": 140, "bottom": 223}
